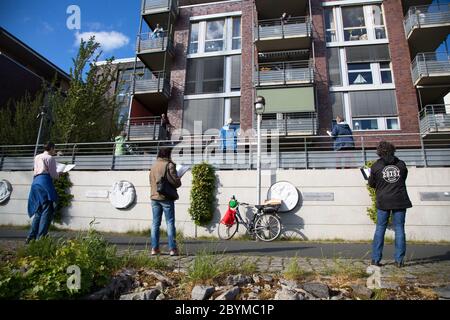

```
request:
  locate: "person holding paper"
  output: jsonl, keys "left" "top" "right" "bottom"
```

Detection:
{"left": 149, "top": 147, "right": 181, "bottom": 256}
{"left": 368, "top": 141, "right": 412, "bottom": 268}
{"left": 327, "top": 115, "right": 355, "bottom": 169}
{"left": 26, "top": 142, "right": 60, "bottom": 243}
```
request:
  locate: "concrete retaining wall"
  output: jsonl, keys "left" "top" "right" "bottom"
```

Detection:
{"left": 1, "top": 168, "right": 449, "bottom": 241}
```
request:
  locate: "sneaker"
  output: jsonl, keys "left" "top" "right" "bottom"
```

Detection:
{"left": 371, "top": 260, "right": 382, "bottom": 267}
{"left": 169, "top": 249, "right": 178, "bottom": 257}
{"left": 151, "top": 248, "right": 160, "bottom": 256}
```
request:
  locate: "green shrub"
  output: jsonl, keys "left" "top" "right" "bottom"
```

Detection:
{"left": 365, "top": 161, "right": 392, "bottom": 225}
{"left": 53, "top": 172, "right": 74, "bottom": 224}
{"left": 0, "top": 227, "right": 119, "bottom": 299}
{"left": 120, "top": 250, "right": 168, "bottom": 270}
{"left": 188, "top": 162, "right": 217, "bottom": 226}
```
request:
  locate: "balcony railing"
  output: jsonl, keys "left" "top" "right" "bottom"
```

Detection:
{"left": 255, "top": 60, "right": 314, "bottom": 86}
{"left": 137, "top": 31, "right": 171, "bottom": 53}
{"left": 411, "top": 52, "right": 450, "bottom": 84}
{"left": 419, "top": 104, "right": 450, "bottom": 134}
{"left": 258, "top": 112, "right": 317, "bottom": 136}
{"left": 404, "top": 3, "right": 450, "bottom": 37}
{"left": 256, "top": 16, "right": 311, "bottom": 41}
{"left": 142, "top": 0, "right": 178, "bottom": 14}
{"left": 134, "top": 71, "right": 171, "bottom": 96}
{"left": 124, "top": 116, "right": 162, "bottom": 141}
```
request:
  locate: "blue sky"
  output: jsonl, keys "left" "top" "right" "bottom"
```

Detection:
{"left": 0, "top": 0, "right": 142, "bottom": 73}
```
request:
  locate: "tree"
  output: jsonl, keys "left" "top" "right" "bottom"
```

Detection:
{"left": 50, "top": 36, "right": 121, "bottom": 144}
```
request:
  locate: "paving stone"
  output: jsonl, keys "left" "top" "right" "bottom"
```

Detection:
{"left": 433, "top": 285, "right": 450, "bottom": 299}
{"left": 302, "top": 282, "right": 330, "bottom": 299}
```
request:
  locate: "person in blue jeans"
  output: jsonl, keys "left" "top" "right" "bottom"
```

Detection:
{"left": 149, "top": 147, "right": 181, "bottom": 256}
{"left": 368, "top": 141, "right": 412, "bottom": 268}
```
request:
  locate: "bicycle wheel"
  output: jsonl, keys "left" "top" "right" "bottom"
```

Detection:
{"left": 254, "top": 214, "right": 281, "bottom": 242}
{"left": 218, "top": 220, "right": 239, "bottom": 240}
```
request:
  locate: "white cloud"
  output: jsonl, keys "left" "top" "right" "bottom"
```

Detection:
{"left": 74, "top": 31, "right": 130, "bottom": 52}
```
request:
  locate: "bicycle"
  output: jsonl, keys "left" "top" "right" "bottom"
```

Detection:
{"left": 217, "top": 196, "right": 282, "bottom": 242}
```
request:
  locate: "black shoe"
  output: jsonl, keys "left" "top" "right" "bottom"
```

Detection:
{"left": 371, "top": 260, "right": 382, "bottom": 267}
{"left": 395, "top": 261, "right": 404, "bottom": 268}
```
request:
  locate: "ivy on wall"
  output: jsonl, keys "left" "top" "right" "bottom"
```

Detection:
{"left": 53, "top": 173, "right": 74, "bottom": 224}
{"left": 188, "top": 162, "right": 217, "bottom": 226}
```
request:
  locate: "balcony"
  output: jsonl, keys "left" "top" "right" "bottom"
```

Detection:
{"left": 411, "top": 52, "right": 450, "bottom": 86}
{"left": 255, "top": 60, "right": 313, "bottom": 87}
{"left": 258, "top": 112, "right": 317, "bottom": 136}
{"left": 255, "top": 0, "right": 309, "bottom": 20}
{"left": 136, "top": 32, "right": 174, "bottom": 70}
{"left": 419, "top": 105, "right": 450, "bottom": 135}
{"left": 255, "top": 16, "right": 312, "bottom": 51}
{"left": 141, "top": 0, "right": 178, "bottom": 30}
{"left": 125, "top": 116, "right": 162, "bottom": 141}
{"left": 404, "top": 4, "right": 450, "bottom": 55}
{"left": 133, "top": 71, "right": 171, "bottom": 109}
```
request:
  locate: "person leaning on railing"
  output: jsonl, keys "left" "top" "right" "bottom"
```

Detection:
{"left": 368, "top": 141, "right": 412, "bottom": 268}
{"left": 26, "top": 142, "right": 60, "bottom": 243}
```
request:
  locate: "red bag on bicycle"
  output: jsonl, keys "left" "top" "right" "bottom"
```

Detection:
{"left": 220, "top": 205, "right": 236, "bottom": 226}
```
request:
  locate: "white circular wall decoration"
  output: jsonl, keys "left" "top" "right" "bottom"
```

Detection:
{"left": 0, "top": 180, "right": 12, "bottom": 204}
{"left": 267, "top": 181, "right": 299, "bottom": 213}
{"left": 109, "top": 181, "right": 136, "bottom": 209}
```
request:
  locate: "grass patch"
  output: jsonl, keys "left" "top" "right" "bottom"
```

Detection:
{"left": 283, "top": 257, "right": 313, "bottom": 280}
{"left": 120, "top": 249, "right": 168, "bottom": 270}
{"left": 371, "top": 288, "right": 390, "bottom": 300}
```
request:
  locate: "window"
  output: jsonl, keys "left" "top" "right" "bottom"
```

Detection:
{"left": 205, "top": 19, "right": 225, "bottom": 52}
{"left": 353, "top": 119, "right": 378, "bottom": 130}
{"left": 348, "top": 63, "right": 373, "bottom": 85}
{"left": 342, "top": 6, "right": 367, "bottom": 41}
{"left": 230, "top": 97, "right": 240, "bottom": 122}
{"left": 188, "top": 17, "right": 241, "bottom": 55}
{"left": 386, "top": 118, "right": 399, "bottom": 130}
{"left": 372, "top": 4, "right": 386, "bottom": 39}
{"left": 188, "top": 23, "right": 199, "bottom": 54}
{"left": 186, "top": 56, "right": 225, "bottom": 94}
{"left": 349, "top": 90, "right": 397, "bottom": 117}
{"left": 380, "top": 62, "right": 392, "bottom": 83}
{"left": 232, "top": 17, "right": 241, "bottom": 50}
{"left": 183, "top": 98, "right": 225, "bottom": 132}
{"left": 327, "top": 48, "right": 342, "bottom": 86}
{"left": 324, "top": 8, "right": 337, "bottom": 42}
{"left": 230, "top": 55, "right": 241, "bottom": 91}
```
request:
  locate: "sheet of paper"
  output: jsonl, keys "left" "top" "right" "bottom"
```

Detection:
{"left": 57, "top": 163, "right": 76, "bottom": 173}
{"left": 176, "top": 165, "right": 190, "bottom": 178}
{"left": 360, "top": 167, "right": 371, "bottom": 180}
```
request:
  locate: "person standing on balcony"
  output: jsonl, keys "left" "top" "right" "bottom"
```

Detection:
{"left": 159, "top": 113, "right": 174, "bottom": 141}
{"left": 327, "top": 115, "right": 355, "bottom": 168}
{"left": 152, "top": 24, "right": 164, "bottom": 39}
{"left": 26, "top": 142, "right": 60, "bottom": 243}
{"left": 368, "top": 141, "right": 412, "bottom": 268}
{"left": 114, "top": 131, "right": 127, "bottom": 156}
{"left": 149, "top": 147, "right": 181, "bottom": 256}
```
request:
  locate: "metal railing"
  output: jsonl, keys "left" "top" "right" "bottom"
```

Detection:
{"left": 4, "top": 132, "right": 447, "bottom": 171}
{"left": 255, "top": 60, "right": 314, "bottom": 86}
{"left": 404, "top": 3, "right": 450, "bottom": 37}
{"left": 411, "top": 51, "right": 450, "bottom": 84}
{"left": 256, "top": 16, "right": 311, "bottom": 41}
{"left": 142, "top": 0, "right": 178, "bottom": 14}
{"left": 125, "top": 116, "right": 162, "bottom": 141}
{"left": 257, "top": 113, "right": 317, "bottom": 136}
{"left": 419, "top": 104, "right": 450, "bottom": 134}
{"left": 136, "top": 31, "right": 172, "bottom": 53}
{"left": 134, "top": 70, "right": 171, "bottom": 96}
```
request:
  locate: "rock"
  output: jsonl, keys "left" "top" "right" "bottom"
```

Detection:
{"left": 156, "top": 293, "right": 165, "bottom": 300}
{"left": 302, "top": 282, "right": 330, "bottom": 299}
{"left": 331, "top": 294, "right": 345, "bottom": 300}
{"left": 433, "top": 285, "right": 450, "bottom": 299}
{"left": 191, "top": 285, "right": 215, "bottom": 300}
{"left": 279, "top": 279, "right": 298, "bottom": 290}
{"left": 274, "top": 288, "right": 304, "bottom": 300}
{"left": 156, "top": 281, "right": 167, "bottom": 292}
{"left": 252, "top": 275, "right": 261, "bottom": 284}
{"left": 251, "top": 287, "right": 261, "bottom": 294}
{"left": 264, "top": 284, "right": 271, "bottom": 290}
{"left": 293, "top": 287, "right": 317, "bottom": 300}
{"left": 226, "top": 274, "right": 253, "bottom": 286}
{"left": 86, "top": 269, "right": 136, "bottom": 300}
{"left": 247, "top": 292, "right": 259, "bottom": 300}
{"left": 350, "top": 284, "right": 373, "bottom": 299}
{"left": 261, "top": 275, "right": 273, "bottom": 282}
{"left": 215, "top": 286, "right": 240, "bottom": 300}
{"left": 119, "top": 288, "right": 160, "bottom": 300}
{"left": 143, "top": 270, "right": 174, "bottom": 287}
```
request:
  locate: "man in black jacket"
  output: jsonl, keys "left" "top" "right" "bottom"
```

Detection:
{"left": 368, "top": 141, "right": 412, "bottom": 268}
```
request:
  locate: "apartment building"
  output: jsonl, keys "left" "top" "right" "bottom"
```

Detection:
{"left": 107, "top": 0, "right": 449, "bottom": 141}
